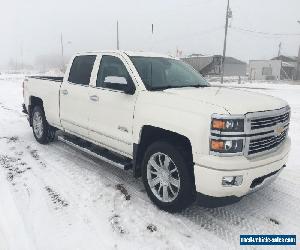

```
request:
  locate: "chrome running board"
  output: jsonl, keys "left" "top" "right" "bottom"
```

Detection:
{"left": 58, "top": 134, "right": 132, "bottom": 171}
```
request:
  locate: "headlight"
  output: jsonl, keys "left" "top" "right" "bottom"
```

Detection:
{"left": 211, "top": 118, "right": 244, "bottom": 132}
{"left": 210, "top": 139, "right": 243, "bottom": 153}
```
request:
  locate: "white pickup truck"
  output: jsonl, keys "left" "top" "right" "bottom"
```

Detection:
{"left": 23, "top": 51, "right": 291, "bottom": 212}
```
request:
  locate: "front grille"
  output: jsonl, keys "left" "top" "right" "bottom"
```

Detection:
{"left": 245, "top": 106, "right": 290, "bottom": 157}
{"left": 251, "top": 112, "right": 289, "bottom": 130}
{"left": 248, "top": 130, "right": 287, "bottom": 155}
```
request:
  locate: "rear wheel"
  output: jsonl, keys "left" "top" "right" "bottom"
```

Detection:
{"left": 141, "top": 141, "right": 195, "bottom": 212}
{"left": 32, "top": 106, "right": 56, "bottom": 144}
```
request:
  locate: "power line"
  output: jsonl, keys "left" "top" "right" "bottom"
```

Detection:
{"left": 153, "top": 26, "right": 223, "bottom": 45}
{"left": 230, "top": 26, "right": 300, "bottom": 37}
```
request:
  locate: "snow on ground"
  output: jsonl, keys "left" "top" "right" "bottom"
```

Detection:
{"left": 0, "top": 76, "right": 299, "bottom": 250}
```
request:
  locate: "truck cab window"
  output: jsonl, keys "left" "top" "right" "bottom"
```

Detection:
{"left": 68, "top": 55, "right": 96, "bottom": 85}
{"left": 96, "top": 55, "right": 132, "bottom": 91}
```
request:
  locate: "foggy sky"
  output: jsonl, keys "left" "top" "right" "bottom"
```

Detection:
{"left": 1, "top": 0, "right": 300, "bottom": 67}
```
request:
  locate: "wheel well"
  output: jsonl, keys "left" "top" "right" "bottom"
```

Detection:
{"left": 29, "top": 96, "right": 44, "bottom": 126}
{"left": 30, "top": 96, "right": 43, "bottom": 108}
{"left": 133, "top": 125, "right": 194, "bottom": 178}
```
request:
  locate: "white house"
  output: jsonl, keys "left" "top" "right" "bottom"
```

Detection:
{"left": 249, "top": 60, "right": 281, "bottom": 80}
{"left": 249, "top": 55, "right": 298, "bottom": 80}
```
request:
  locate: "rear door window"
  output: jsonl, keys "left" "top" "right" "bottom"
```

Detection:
{"left": 68, "top": 55, "right": 96, "bottom": 85}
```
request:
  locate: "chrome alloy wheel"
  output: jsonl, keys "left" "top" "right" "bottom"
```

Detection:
{"left": 32, "top": 111, "right": 44, "bottom": 139}
{"left": 147, "top": 152, "right": 181, "bottom": 202}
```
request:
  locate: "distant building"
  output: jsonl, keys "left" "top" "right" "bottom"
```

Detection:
{"left": 181, "top": 54, "right": 247, "bottom": 77}
{"left": 272, "top": 55, "right": 298, "bottom": 80}
{"left": 249, "top": 55, "right": 298, "bottom": 80}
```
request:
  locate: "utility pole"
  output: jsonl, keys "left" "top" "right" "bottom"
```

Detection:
{"left": 20, "top": 43, "right": 24, "bottom": 72}
{"left": 296, "top": 21, "right": 300, "bottom": 80}
{"left": 151, "top": 23, "right": 154, "bottom": 51}
{"left": 296, "top": 45, "right": 300, "bottom": 80}
{"left": 117, "top": 21, "right": 120, "bottom": 50}
{"left": 60, "top": 33, "right": 64, "bottom": 70}
{"left": 220, "top": 0, "right": 231, "bottom": 84}
{"left": 277, "top": 42, "right": 282, "bottom": 57}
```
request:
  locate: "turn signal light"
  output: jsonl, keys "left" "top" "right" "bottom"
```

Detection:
{"left": 210, "top": 139, "right": 243, "bottom": 154}
{"left": 212, "top": 119, "right": 225, "bottom": 130}
{"left": 211, "top": 140, "right": 224, "bottom": 151}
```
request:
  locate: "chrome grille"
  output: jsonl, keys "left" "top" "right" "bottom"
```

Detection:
{"left": 251, "top": 112, "right": 290, "bottom": 130}
{"left": 248, "top": 130, "right": 287, "bottom": 155}
{"left": 245, "top": 106, "right": 290, "bottom": 157}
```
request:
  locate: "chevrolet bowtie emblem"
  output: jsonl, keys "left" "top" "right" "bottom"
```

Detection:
{"left": 275, "top": 126, "right": 284, "bottom": 136}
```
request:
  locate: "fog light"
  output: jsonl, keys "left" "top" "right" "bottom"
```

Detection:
{"left": 222, "top": 176, "right": 243, "bottom": 186}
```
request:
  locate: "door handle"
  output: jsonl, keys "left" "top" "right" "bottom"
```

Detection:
{"left": 61, "top": 89, "right": 68, "bottom": 95}
{"left": 89, "top": 95, "right": 99, "bottom": 102}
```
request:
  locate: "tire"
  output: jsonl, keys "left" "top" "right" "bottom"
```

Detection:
{"left": 31, "top": 106, "right": 56, "bottom": 144}
{"left": 141, "top": 141, "right": 195, "bottom": 212}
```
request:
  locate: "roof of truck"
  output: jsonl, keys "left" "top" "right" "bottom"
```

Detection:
{"left": 76, "top": 50, "right": 176, "bottom": 59}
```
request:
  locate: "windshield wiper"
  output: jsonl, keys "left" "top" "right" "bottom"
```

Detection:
{"left": 150, "top": 85, "right": 182, "bottom": 91}
{"left": 150, "top": 84, "right": 209, "bottom": 91}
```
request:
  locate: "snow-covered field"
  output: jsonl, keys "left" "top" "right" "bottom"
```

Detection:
{"left": 0, "top": 75, "right": 299, "bottom": 250}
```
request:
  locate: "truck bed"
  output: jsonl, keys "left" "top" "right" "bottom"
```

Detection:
{"left": 24, "top": 75, "right": 63, "bottom": 129}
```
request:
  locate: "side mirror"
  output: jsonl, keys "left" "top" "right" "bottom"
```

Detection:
{"left": 104, "top": 76, "right": 135, "bottom": 95}
{"left": 124, "top": 84, "right": 135, "bottom": 95}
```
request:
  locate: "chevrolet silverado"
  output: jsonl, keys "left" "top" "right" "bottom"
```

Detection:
{"left": 23, "top": 51, "right": 291, "bottom": 212}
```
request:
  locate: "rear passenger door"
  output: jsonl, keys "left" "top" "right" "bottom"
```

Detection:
{"left": 60, "top": 55, "right": 97, "bottom": 137}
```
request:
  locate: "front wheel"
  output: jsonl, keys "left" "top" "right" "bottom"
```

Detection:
{"left": 141, "top": 141, "right": 195, "bottom": 212}
{"left": 32, "top": 106, "right": 56, "bottom": 144}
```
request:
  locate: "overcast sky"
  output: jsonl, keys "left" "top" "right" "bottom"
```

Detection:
{"left": 1, "top": 0, "right": 300, "bottom": 66}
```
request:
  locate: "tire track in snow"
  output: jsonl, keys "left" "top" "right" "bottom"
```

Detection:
{"left": 0, "top": 102, "right": 25, "bottom": 118}
{"left": 0, "top": 174, "right": 36, "bottom": 250}
{"left": 21, "top": 141, "right": 219, "bottom": 250}
{"left": 48, "top": 141, "right": 288, "bottom": 247}
{"left": 46, "top": 141, "right": 300, "bottom": 248}
{"left": 1, "top": 137, "right": 111, "bottom": 249}
{"left": 8, "top": 140, "right": 114, "bottom": 250}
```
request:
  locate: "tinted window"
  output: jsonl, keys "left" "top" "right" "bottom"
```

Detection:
{"left": 130, "top": 56, "right": 209, "bottom": 90}
{"left": 97, "top": 55, "right": 132, "bottom": 90}
{"left": 68, "top": 55, "right": 96, "bottom": 85}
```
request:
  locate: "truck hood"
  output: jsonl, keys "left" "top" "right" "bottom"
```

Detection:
{"left": 163, "top": 86, "right": 288, "bottom": 114}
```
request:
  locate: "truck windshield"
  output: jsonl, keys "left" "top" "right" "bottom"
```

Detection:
{"left": 130, "top": 56, "right": 210, "bottom": 90}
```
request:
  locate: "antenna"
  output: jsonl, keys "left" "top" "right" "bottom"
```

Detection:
{"left": 60, "top": 33, "right": 64, "bottom": 70}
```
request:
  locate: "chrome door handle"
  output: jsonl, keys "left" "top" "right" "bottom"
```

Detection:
{"left": 61, "top": 89, "right": 68, "bottom": 95}
{"left": 89, "top": 95, "right": 99, "bottom": 102}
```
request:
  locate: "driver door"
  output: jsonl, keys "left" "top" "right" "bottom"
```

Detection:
{"left": 87, "top": 54, "right": 137, "bottom": 156}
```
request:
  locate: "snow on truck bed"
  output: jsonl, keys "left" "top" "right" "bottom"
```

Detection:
{"left": 0, "top": 76, "right": 299, "bottom": 250}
